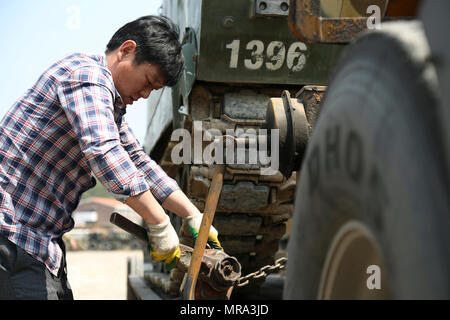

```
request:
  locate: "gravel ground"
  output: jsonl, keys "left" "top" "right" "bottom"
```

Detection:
{"left": 66, "top": 250, "right": 143, "bottom": 300}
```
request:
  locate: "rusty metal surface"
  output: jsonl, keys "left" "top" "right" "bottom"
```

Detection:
{"left": 235, "top": 256, "right": 287, "bottom": 287}
{"left": 110, "top": 212, "right": 241, "bottom": 299}
{"left": 295, "top": 85, "right": 326, "bottom": 131}
{"left": 288, "top": 0, "right": 419, "bottom": 44}
{"left": 385, "top": 0, "right": 420, "bottom": 17}
{"left": 178, "top": 244, "right": 241, "bottom": 292}
{"left": 289, "top": 0, "right": 371, "bottom": 43}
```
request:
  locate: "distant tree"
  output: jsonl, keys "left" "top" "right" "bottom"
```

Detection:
{"left": 81, "top": 179, "right": 114, "bottom": 199}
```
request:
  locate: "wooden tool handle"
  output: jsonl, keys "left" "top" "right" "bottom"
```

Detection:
{"left": 182, "top": 165, "right": 225, "bottom": 300}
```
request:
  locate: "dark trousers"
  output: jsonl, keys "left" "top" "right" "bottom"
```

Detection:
{"left": 0, "top": 235, "right": 73, "bottom": 300}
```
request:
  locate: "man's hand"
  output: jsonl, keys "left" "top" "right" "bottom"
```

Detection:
{"left": 185, "top": 213, "right": 223, "bottom": 250}
{"left": 147, "top": 215, "right": 180, "bottom": 271}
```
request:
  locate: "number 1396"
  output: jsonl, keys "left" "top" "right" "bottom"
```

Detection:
{"left": 226, "top": 39, "right": 307, "bottom": 72}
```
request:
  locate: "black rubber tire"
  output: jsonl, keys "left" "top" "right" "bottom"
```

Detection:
{"left": 284, "top": 21, "right": 450, "bottom": 299}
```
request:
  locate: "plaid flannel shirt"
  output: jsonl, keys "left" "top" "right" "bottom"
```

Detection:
{"left": 0, "top": 53, "right": 180, "bottom": 276}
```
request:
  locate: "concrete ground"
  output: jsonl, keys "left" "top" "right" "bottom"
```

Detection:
{"left": 66, "top": 250, "right": 143, "bottom": 300}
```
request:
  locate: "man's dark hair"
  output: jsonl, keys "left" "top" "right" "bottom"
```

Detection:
{"left": 106, "top": 15, "right": 184, "bottom": 87}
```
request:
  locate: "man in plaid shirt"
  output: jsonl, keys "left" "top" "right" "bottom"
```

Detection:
{"left": 0, "top": 16, "right": 221, "bottom": 299}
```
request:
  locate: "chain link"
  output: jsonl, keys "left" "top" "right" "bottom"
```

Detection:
{"left": 234, "top": 257, "right": 287, "bottom": 288}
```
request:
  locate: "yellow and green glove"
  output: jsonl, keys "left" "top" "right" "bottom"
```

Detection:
{"left": 185, "top": 213, "right": 223, "bottom": 250}
{"left": 147, "top": 215, "right": 180, "bottom": 271}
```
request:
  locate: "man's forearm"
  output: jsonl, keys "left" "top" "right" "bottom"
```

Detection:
{"left": 125, "top": 190, "right": 167, "bottom": 225}
{"left": 162, "top": 189, "right": 201, "bottom": 219}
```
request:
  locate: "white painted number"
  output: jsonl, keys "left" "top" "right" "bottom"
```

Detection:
{"left": 225, "top": 39, "right": 307, "bottom": 72}
{"left": 226, "top": 39, "right": 240, "bottom": 68}
{"left": 244, "top": 40, "right": 264, "bottom": 70}
{"left": 266, "top": 41, "right": 285, "bottom": 71}
{"left": 287, "top": 42, "right": 307, "bottom": 71}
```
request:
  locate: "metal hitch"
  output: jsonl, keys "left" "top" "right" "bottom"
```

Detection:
{"left": 110, "top": 212, "right": 242, "bottom": 300}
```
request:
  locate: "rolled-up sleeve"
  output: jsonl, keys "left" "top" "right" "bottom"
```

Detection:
{"left": 118, "top": 120, "right": 180, "bottom": 204}
{"left": 57, "top": 67, "right": 150, "bottom": 199}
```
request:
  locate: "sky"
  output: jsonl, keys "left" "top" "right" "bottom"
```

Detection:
{"left": 0, "top": 0, "right": 163, "bottom": 143}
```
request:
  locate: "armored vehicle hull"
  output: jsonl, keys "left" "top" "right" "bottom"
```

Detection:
{"left": 141, "top": 0, "right": 342, "bottom": 298}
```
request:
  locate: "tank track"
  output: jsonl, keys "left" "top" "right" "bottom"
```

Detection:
{"left": 144, "top": 82, "right": 322, "bottom": 297}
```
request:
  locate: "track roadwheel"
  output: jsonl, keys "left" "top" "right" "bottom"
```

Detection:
{"left": 284, "top": 21, "right": 450, "bottom": 299}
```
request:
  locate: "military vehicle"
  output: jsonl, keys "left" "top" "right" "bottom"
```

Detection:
{"left": 132, "top": 0, "right": 449, "bottom": 300}
{"left": 139, "top": 0, "right": 343, "bottom": 298}
{"left": 281, "top": 0, "right": 450, "bottom": 299}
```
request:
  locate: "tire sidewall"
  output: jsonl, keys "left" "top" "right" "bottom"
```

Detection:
{"left": 285, "top": 23, "right": 450, "bottom": 299}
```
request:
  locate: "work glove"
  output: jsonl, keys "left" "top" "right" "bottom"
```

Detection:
{"left": 147, "top": 215, "right": 180, "bottom": 271}
{"left": 185, "top": 213, "right": 223, "bottom": 250}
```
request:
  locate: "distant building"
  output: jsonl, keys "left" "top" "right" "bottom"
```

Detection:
{"left": 73, "top": 197, "right": 143, "bottom": 229}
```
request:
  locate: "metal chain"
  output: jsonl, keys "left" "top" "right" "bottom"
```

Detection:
{"left": 234, "top": 257, "right": 287, "bottom": 288}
